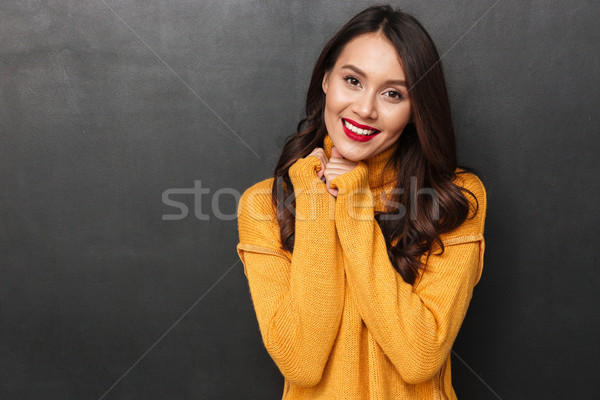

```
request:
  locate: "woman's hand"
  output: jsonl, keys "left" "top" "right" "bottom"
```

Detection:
{"left": 307, "top": 147, "right": 357, "bottom": 197}
{"left": 306, "top": 148, "right": 330, "bottom": 193}
{"left": 307, "top": 147, "right": 329, "bottom": 183}
{"left": 323, "top": 147, "right": 359, "bottom": 197}
{"left": 308, "top": 147, "right": 359, "bottom": 197}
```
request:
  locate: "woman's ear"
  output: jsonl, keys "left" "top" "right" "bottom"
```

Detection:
{"left": 322, "top": 71, "right": 329, "bottom": 94}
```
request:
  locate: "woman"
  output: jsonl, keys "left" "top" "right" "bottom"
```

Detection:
{"left": 236, "top": 5, "right": 486, "bottom": 399}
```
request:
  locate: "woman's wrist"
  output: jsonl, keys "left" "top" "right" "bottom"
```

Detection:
{"left": 288, "top": 156, "right": 326, "bottom": 191}
{"left": 288, "top": 155, "right": 336, "bottom": 222}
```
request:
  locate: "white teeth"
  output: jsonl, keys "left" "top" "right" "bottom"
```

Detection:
{"left": 343, "top": 119, "right": 377, "bottom": 135}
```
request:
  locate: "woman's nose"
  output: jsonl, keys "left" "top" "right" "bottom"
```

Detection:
{"left": 352, "top": 92, "right": 378, "bottom": 120}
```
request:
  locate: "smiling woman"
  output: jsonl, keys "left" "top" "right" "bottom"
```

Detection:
{"left": 236, "top": 5, "right": 487, "bottom": 399}
{"left": 322, "top": 32, "right": 412, "bottom": 160}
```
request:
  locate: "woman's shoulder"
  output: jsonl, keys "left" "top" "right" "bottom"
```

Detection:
{"left": 453, "top": 168, "right": 486, "bottom": 198}
{"left": 445, "top": 168, "right": 487, "bottom": 239}
{"left": 238, "top": 177, "right": 277, "bottom": 223}
{"left": 241, "top": 177, "right": 275, "bottom": 197}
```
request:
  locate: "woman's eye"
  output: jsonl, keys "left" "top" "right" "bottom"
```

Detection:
{"left": 385, "top": 91, "right": 403, "bottom": 100}
{"left": 344, "top": 76, "right": 360, "bottom": 87}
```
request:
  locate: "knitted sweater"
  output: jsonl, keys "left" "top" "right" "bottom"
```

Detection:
{"left": 236, "top": 133, "right": 487, "bottom": 399}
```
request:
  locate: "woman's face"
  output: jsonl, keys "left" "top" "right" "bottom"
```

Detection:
{"left": 322, "top": 32, "right": 412, "bottom": 161}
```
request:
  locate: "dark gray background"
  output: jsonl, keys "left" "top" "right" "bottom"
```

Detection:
{"left": 1, "top": 0, "right": 599, "bottom": 399}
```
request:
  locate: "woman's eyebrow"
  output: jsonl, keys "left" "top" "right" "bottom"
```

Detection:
{"left": 341, "top": 64, "right": 406, "bottom": 86}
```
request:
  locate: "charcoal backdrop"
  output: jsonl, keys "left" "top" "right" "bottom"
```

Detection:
{"left": 1, "top": 0, "right": 599, "bottom": 399}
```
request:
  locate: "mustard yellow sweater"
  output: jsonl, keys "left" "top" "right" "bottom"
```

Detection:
{"left": 236, "top": 134, "right": 487, "bottom": 399}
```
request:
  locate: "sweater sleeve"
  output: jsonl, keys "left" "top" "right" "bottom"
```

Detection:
{"left": 330, "top": 163, "right": 487, "bottom": 385}
{"left": 236, "top": 156, "right": 344, "bottom": 387}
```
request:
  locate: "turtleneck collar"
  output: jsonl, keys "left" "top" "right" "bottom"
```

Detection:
{"left": 323, "top": 133, "right": 399, "bottom": 191}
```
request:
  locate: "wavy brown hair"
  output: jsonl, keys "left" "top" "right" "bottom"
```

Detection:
{"left": 271, "top": 5, "right": 479, "bottom": 285}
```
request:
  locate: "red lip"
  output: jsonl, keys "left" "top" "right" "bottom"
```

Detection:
{"left": 341, "top": 118, "right": 380, "bottom": 142}
{"left": 343, "top": 118, "right": 379, "bottom": 132}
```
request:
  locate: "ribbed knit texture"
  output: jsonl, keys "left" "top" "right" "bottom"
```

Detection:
{"left": 236, "top": 134, "right": 487, "bottom": 399}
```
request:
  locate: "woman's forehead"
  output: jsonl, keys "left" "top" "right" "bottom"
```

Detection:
{"left": 333, "top": 33, "right": 406, "bottom": 81}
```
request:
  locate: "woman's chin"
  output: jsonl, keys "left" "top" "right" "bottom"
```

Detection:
{"left": 341, "top": 153, "right": 362, "bottom": 162}
{"left": 337, "top": 144, "right": 368, "bottom": 161}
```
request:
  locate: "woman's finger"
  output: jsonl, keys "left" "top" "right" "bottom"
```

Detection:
{"left": 325, "top": 181, "right": 338, "bottom": 197}
{"left": 308, "top": 148, "right": 329, "bottom": 168}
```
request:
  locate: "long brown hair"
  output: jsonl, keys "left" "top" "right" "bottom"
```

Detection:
{"left": 272, "top": 5, "right": 479, "bottom": 284}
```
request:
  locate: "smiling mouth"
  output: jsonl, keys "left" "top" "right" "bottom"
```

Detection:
{"left": 342, "top": 118, "right": 380, "bottom": 136}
